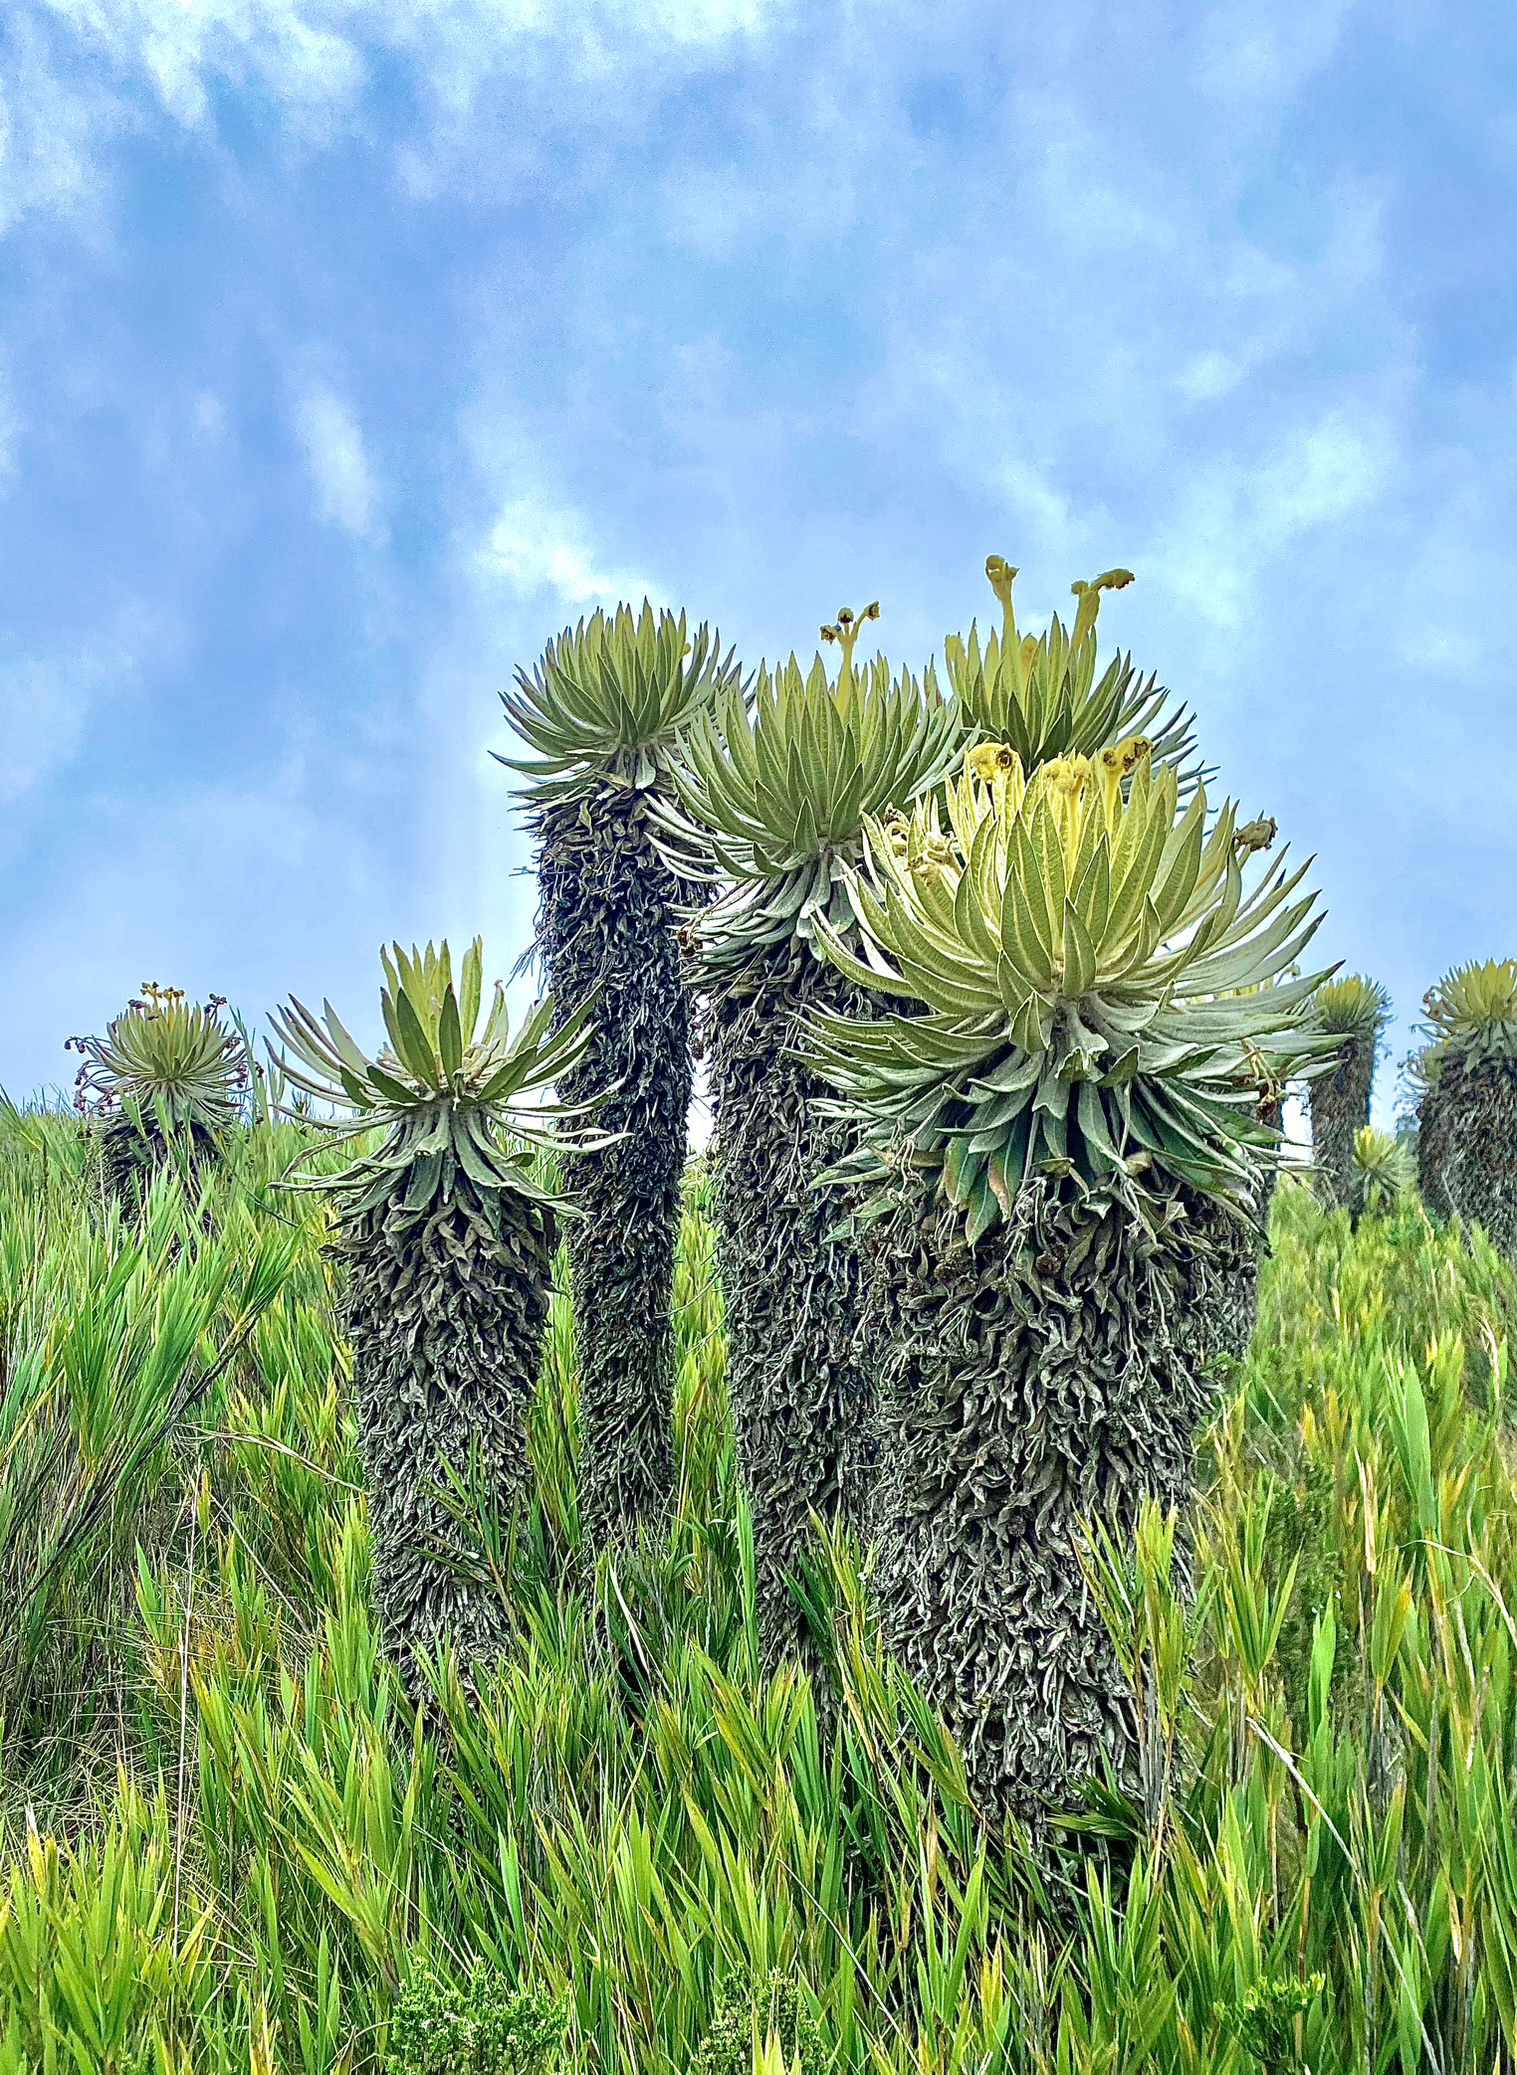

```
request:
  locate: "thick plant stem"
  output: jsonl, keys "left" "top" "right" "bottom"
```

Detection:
{"left": 708, "top": 950, "right": 877, "bottom": 1673}
{"left": 1310, "top": 1038, "right": 1374, "bottom": 1208}
{"left": 1215, "top": 1095, "right": 1283, "bottom": 1365}
{"left": 1418, "top": 1052, "right": 1517, "bottom": 1263}
{"left": 97, "top": 1114, "right": 219, "bottom": 1213}
{"left": 865, "top": 1173, "right": 1244, "bottom": 1827}
{"left": 1417, "top": 1081, "right": 1452, "bottom": 1225}
{"left": 535, "top": 791, "right": 688, "bottom": 1548}
{"left": 340, "top": 1184, "right": 553, "bottom": 1677}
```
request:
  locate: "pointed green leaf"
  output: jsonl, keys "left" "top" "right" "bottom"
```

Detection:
{"left": 438, "top": 986, "right": 464, "bottom": 1079}
{"left": 393, "top": 984, "right": 440, "bottom": 1087}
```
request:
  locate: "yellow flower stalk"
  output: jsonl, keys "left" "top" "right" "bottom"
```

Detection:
{"left": 946, "top": 556, "right": 1196, "bottom": 780}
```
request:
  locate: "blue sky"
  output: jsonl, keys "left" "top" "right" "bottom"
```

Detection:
{"left": 1, "top": 0, "right": 1512, "bottom": 1120}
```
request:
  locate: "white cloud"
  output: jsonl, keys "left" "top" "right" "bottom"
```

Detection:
{"left": 1177, "top": 351, "right": 1245, "bottom": 403}
{"left": 0, "top": 14, "right": 114, "bottom": 235}
{"left": 1191, "top": 0, "right": 1354, "bottom": 106}
{"left": 1148, "top": 408, "right": 1396, "bottom": 629}
{"left": 476, "top": 490, "right": 655, "bottom": 607}
{"left": 31, "top": 0, "right": 783, "bottom": 137}
{"left": 0, "top": 642, "right": 121, "bottom": 803}
{"left": 293, "top": 380, "right": 383, "bottom": 541}
{"left": 38, "top": 0, "right": 360, "bottom": 130}
{"left": 989, "top": 455, "right": 1077, "bottom": 553}
{"left": 1252, "top": 410, "right": 1391, "bottom": 536}
{"left": 0, "top": 367, "right": 20, "bottom": 489}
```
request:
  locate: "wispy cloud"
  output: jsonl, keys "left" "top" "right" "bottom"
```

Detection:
{"left": 1189, "top": 0, "right": 1355, "bottom": 107}
{"left": 0, "top": 13, "right": 114, "bottom": 235}
{"left": 43, "top": 0, "right": 363, "bottom": 129}
{"left": 0, "top": 640, "right": 126, "bottom": 805}
{"left": 0, "top": 367, "right": 20, "bottom": 490}
{"left": 477, "top": 490, "right": 656, "bottom": 608}
{"left": 292, "top": 380, "right": 384, "bottom": 542}
{"left": 25, "top": 0, "right": 787, "bottom": 149}
{"left": 1147, "top": 407, "right": 1398, "bottom": 631}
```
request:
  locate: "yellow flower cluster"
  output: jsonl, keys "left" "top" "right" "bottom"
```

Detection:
{"left": 937, "top": 733, "right": 1156, "bottom": 910}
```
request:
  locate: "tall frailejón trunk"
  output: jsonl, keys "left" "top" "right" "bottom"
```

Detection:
{"left": 535, "top": 790, "right": 688, "bottom": 1548}
{"left": 1214, "top": 1094, "right": 1283, "bottom": 1366}
{"left": 1309, "top": 1037, "right": 1374, "bottom": 1208}
{"left": 1417, "top": 1074, "right": 1453, "bottom": 1223}
{"left": 709, "top": 949, "right": 877, "bottom": 1672}
{"left": 97, "top": 1114, "right": 219, "bottom": 1213}
{"left": 341, "top": 1182, "right": 554, "bottom": 1674}
{"left": 865, "top": 1173, "right": 1244, "bottom": 1827}
{"left": 1419, "top": 1050, "right": 1517, "bottom": 1264}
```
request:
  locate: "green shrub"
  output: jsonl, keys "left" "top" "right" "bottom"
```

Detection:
{"left": 1217, "top": 1972, "right": 1325, "bottom": 2073}
{"left": 691, "top": 1973, "right": 822, "bottom": 2075}
{"left": 386, "top": 1965, "right": 566, "bottom": 2075}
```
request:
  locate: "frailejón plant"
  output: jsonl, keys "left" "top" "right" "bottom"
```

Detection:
{"left": 502, "top": 604, "right": 739, "bottom": 1547}
{"left": 808, "top": 742, "right": 1324, "bottom": 1819}
{"left": 659, "top": 604, "right": 961, "bottom": 1666}
{"left": 68, "top": 982, "right": 246, "bottom": 1206}
{"left": 1348, "top": 1125, "right": 1415, "bottom": 1225}
{"left": 1308, "top": 973, "right": 1390, "bottom": 1209}
{"left": 270, "top": 939, "right": 605, "bottom": 1674}
{"left": 1414, "top": 957, "right": 1517, "bottom": 1261}
{"left": 811, "top": 742, "right": 1320, "bottom": 1233}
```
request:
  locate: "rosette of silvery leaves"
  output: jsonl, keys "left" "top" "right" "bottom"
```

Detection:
{"left": 655, "top": 605, "right": 964, "bottom": 984}
{"left": 807, "top": 739, "right": 1327, "bottom": 1239}
{"left": 270, "top": 938, "right": 610, "bottom": 1223}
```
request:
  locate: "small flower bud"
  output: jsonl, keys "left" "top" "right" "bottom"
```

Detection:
{"left": 1233, "top": 815, "right": 1278, "bottom": 857}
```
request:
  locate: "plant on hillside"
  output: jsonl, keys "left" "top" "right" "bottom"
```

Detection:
{"left": 502, "top": 604, "right": 740, "bottom": 1549}
{"left": 67, "top": 983, "right": 247, "bottom": 1206}
{"left": 949, "top": 555, "right": 1293, "bottom": 1368}
{"left": 1413, "top": 956, "right": 1517, "bottom": 1261}
{"left": 657, "top": 603, "right": 962, "bottom": 1667}
{"left": 0, "top": 1164, "right": 297, "bottom": 1796}
{"left": 1307, "top": 974, "right": 1390, "bottom": 1208}
{"left": 269, "top": 939, "right": 607, "bottom": 1675}
{"left": 807, "top": 741, "right": 1323, "bottom": 1820}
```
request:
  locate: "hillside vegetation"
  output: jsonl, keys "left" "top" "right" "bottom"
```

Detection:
{"left": 0, "top": 1103, "right": 1513, "bottom": 2073}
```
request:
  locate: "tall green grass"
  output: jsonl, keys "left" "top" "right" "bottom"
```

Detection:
{"left": 0, "top": 1110, "right": 1512, "bottom": 2073}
